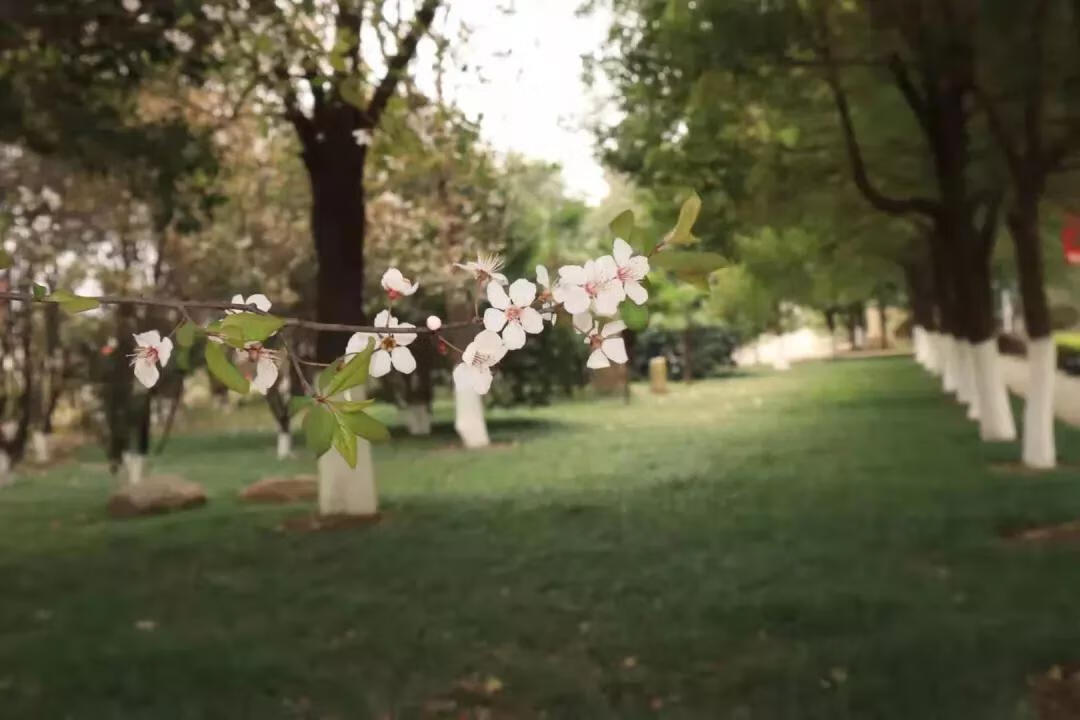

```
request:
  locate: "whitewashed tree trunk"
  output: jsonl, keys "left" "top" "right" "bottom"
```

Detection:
{"left": 942, "top": 335, "right": 960, "bottom": 394}
{"left": 956, "top": 342, "right": 980, "bottom": 419}
{"left": 0, "top": 450, "right": 12, "bottom": 487}
{"left": 771, "top": 334, "right": 791, "bottom": 371}
{"left": 317, "top": 444, "right": 377, "bottom": 516}
{"left": 123, "top": 452, "right": 146, "bottom": 485}
{"left": 971, "top": 339, "right": 1016, "bottom": 441}
{"left": 276, "top": 432, "right": 292, "bottom": 460}
{"left": 454, "top": 383, "right": 490, "bottom": 448}
{"left": 1023, "top": 337, "right": 1057, "bottom": 469}
{"left": 913, "top": 326, "right": 927, "bottom": 367}
{"left": 925, "top": 332, "right": 942, "bottom": 375}
{"left": 318, "top": 388, "right": 377, "bottom": 516}
{"left": 399, "top": 403, "right": 432, "bottom": 436}
{"left": 32, "top": 431, "right": 50, "bottom": 464}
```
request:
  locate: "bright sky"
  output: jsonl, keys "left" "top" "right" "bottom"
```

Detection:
{"left": 420, "top": 0, "right": 614, "bottom": 205}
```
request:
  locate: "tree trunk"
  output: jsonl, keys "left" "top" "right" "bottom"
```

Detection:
{"left": 302, "top": 128, "right": 369, "bottom": 364}
{"left": 0, "top": 449, "right": 11, "bottom": 487}
{"left": 447, "top": 291, "right": 489, "bottom": 448}
{"left": 1008, "top": 201, "right": 1056, "bottom": 467}
{"left": 399, "top": 338, "right": 434, "bottom": 436}
{"left": 681, "top": 328, "right": 694, "bottom": 382}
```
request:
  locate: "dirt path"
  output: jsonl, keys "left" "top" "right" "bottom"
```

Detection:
{"left": 999, "top": 355, "right": 1080, "bottom": 427}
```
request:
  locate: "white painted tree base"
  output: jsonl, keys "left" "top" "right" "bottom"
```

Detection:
{"left": 454, "top": 383, "right": 490, "bottom": 449}
{"left": 956, "top": 342, "right": 979, "bottom": 419}
{"left": 276, "top": 432, "right": 292, "bottom": 460}
{"left": 123, "top": 452, "right": 146, "bottom": 485}
{"left": 0, "top": 450, "right": 12, "bottom": 488}
{"left": 400, "top": 404, "right": 432, "bottom": 436}
{"left": 1023, "top": 338, "right": 1057, "bottom": 469}
{"left": 32, "top": 431, "right": 50, "bottom": 464}
{"left": 942, "top": 335, "right": 960, "bottom": 394}
{"left": 926, "top": 332, "right": 942, "bottom": 375}
{"left": 317, "top": 445, "right": 377, "bottom": 516}
{"left": 913, "top": 326, "right": 928, "bottom": 368}
{"left": 971, "top": 339, "right": 1016, "bottom": 441}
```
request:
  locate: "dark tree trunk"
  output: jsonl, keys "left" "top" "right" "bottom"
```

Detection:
{"left": 1007, "top": 199, "right": 1052, "bottom": 339}
{"left": 877, "top": 298, "right": 889, "bottom": 349}
{"left": 302, "top": 116, "right": 369, "bottom": 363}
{"left": 681, "top": 328, "right": 693, "bottom": 382}
{"left": 903, "top": 260, "right": 936, "bottom": 332}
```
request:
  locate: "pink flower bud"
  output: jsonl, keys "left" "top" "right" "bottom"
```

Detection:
{"left": 426, "top": 315, "right": 442, "bottom": 331}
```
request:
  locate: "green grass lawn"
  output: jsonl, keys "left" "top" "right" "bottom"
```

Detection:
{"left": 3, "top": 358, "right": 1080, "bottom": 719}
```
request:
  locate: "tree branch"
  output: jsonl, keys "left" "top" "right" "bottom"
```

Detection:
{"left": 365, "top": 0, "right": 441, "bottom": 128}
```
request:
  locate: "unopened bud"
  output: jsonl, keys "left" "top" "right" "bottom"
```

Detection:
{"left": 426, "top": 315, "right": 442, "bottom": 331}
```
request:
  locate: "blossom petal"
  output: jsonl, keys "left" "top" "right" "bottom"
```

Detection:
{"left": 519, "top": 307, "right": 544, "bottom": 334}
{"left": 484, "top": 307, "right": 508, "bottom": 333}
{"left": 602, "top": 337, "right": 628, "bottom": 364}
{"left": 369, "top": 349, "right": 392, "bottom": 378}
{"left": 374, "top": 309, "right": 393, "bottom": 328}
{"left": 613, "top": 237, "right": 633, "bottom": 265}
{"left": 587, "top": 349, "right": 611, "bottom": 369}
{"left": 536, "top": 265, "right": 550, "bottom": 288}
{"left": 560, "top": 285, "right": 590, "bottom": 314}
{"left": 394, "top": 323, "right": 417, "bottom": 346}
{"left": 593, "top": 255, "right": 618, "bottom": 280}
{"left": 491, "top": 272, "right": 509, "bottom": 286}
{"left": 134, "top": 330, "right": 161, "bottom": 347}
{"left": 558, "top": 265, "right": 587, "bottom": 285}
{"left": 346, "top": 332, "right": 375, "bottom": 355}
{"left": 381, "top": 268, "right": 403, "bottom": 289}
{"left": 452, "top": 363, "right": 470, "bottom": 389}
{"left": 628, "top": 255, "right": 650, "bottom": 279}
{"left": 573, "top": 312, "right": 594, "bottom": 334}
{"left": 468, "top": 366, "right": 493, "bottom": 394}
{"left": 502, "top": 322, "right": 526, "bottom": 350}
{"left": 602, "top": 320, "right": 627, "bottom": 338}
{"left": 252, "top": 357, "right": 278, "bottom": 394}
{"left": 247, "top": 294, "right": 272, "bottom": 312}
{"left": 475, "top": 330, "right": 507, "bottom": 364}
{"left": 155, "top": 337, "right": 173, "bottom": 367}
{"left": 133, "top": 358, "right": 160, "bottom": 388}
{"left": 624, "top": 280, "right": 648, "bottom": 305}
{"left": 487, "top": 280, "right": 510, "bottom": 310}
{"left": 390, "top": 346, "right": 416, "bottom": 374}
{"left": 508, "top": 278, "right": 536, "bottom": 307}
{"left": 592, "top": 287, "right": 623, "bottom": 316}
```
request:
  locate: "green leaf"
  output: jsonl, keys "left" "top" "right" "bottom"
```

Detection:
{"left": 204, "top": 320, "right": 245, "bottom": 347}
{"left": 176, "top": 322, "right": 198, "bottom": 348}
{"left": 339, "top": 410, "right": 390, "bottom": 443}
{"left": 0, "top": 249, "right": 11, "bottom": 269}
{"left": 609, "top": 209, "right": 635, "bottom": 241}
{"left": 204, "top": 342, "right": 249, "bottom": 394}
{"left": 324, "top": 338, "right": 373, "bottom": 397}
{"left": 47, "top": 289, "right": 99, "bottom": 314}
{"left": 340, "top": 76, "right": 366, "bottom": 110}
{"left": 303, "top": 403, "right": 336, "bottom": 457}
{"left": 777, "top": 126, "right": 800, "bottom": 148}
{"left": 620, "top": 301, "right": 649, "bottom": 332}
{"left": 651, "top": 251, "right": 727, "bottom": 273}
{"left": 32, "top": 283, "right": 48, "bottom": 299}
{"left": 332, "top": 425, "right": 358, "bottom": 468}
{"left": 288, "top": 395, "right": 314, "bottom": 417}
{"left": 176, "top": 345, "right": 192, "bottom": 372}
{"left": 335, "top": 399, "right": 376, "bottom": 413}
{"left": 317, "top": 363, "right": 339, "bottom": 394}
{"left": 219, "top": 312, "right": 284, "bottom": 343}
{"left": 668, "top": 192, "right": 702, "bottom": 246}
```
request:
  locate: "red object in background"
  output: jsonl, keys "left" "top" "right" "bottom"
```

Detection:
{"left": 1063, "top": 214, "right": 1080, "bottom": 265}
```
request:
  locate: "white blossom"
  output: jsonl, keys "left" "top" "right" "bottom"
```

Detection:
{"left": 535, "top": 265, "right": 557, "bottom": 324}
{"left": 31, "top": 215, "right": 51, "bottom": 233}
{"left": 164, "top": 29, "right": 194, "bottom": 53}
{"left": 346, "top": 310, "right": 416, "bottom": 378}
{"left": 121, "top": 0, "right": 140, "bottom": 12}
{"left": 380, "top": 267, "right": 418, "bottom": 298}
{"left": 202, "top": 4, "right": 225, "bottom": 21}
{"left": 573, "top": 314, "right": 628, "bottom": 369}
{"left": 558, "top": 256, "right": 625, "bottom": 316}
{"left": 452, "top": 330, "right": 507, "bottom": 395}
{"left": 228, "top": 293, "right": 271, "bottom": 314}
{"left": 483, "top": 279, "right": 543, "bottom": 350}
{"left": 426, "top": 315, "right": 442, "bottom": 331}
{"left": 612, "top": 238, "right": 650, "bottom": 305}
{"left": 239, "top": 342, "right": 279, "bottom": 394}
{"left": 130, "top": 331, "right": 173, "bottom": 388}
{"left": 454, "top": 253, "right": 508, "bottom": 286}
{"left": 40, "top": 186, "right": 61, "bottom": 211}
{"left": 352, "top": 128, "right": 373, "bottom": 147}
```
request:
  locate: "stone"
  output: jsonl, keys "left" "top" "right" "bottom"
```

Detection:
{"left": 107, "top": 475, "right": 206, "bottom": 518}
{"left": 239, "top": 474, "right": 317, "bottom": 504}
